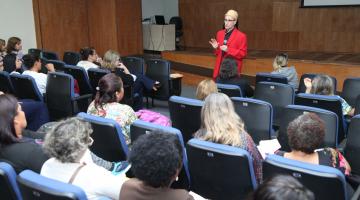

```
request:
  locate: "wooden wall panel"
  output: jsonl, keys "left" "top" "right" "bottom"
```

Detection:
{"left": 87, "top": 0, "right": 118, "bottom": 57}
{"left": 33, "top": 0, "right": 143, "bottom": 59}
{"left": 116, "top": 0, "right": 143, "bottom": 56}
{"left": 36, "top": 0, "right": 89, "bottom": 59}
{"left": 179, "top": 0, "right": 360, "bottom": 53}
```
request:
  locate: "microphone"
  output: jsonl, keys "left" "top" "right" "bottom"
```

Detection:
{"left": 223, "top": 40, "right": 227, "bottom": 45}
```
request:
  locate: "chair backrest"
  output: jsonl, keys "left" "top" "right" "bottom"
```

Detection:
{"left": 169, "top": 16, "right": 183, "bottom": 30}
{"left": 263, "top": 154, "right": 347, "bottom": 200}
{"left": 10, "top": 73, "right": 43, "bottom": 101}
{"left": 63, "top": 65, "right": 93, "bottom": 95}
{"left": 231, "top": 97, "right": 273, "bottom": 144}
{"left": 254, "top": 82, "right": 295, "bottom": 126}
{"left": 256, "top": 72, "right": 288, "bottom": 84}
{"left": 0, "top": 162, "right": 22, "bottom": 200}
{"left": 46, "top": 72, "right": 75, "bottom": 120}
{"left": 168, "top": 96, "right": 204, "bottom": 143}
{"left": 187, "top": 139, "right": 257, "bottom": 200}
{"left": 298, "top": 73, "right": 337, "bottom": 94}
{"left": 122, "top": 56, "right": 145, "bottom": 75}
{"left": 145, "top": 59, "right": 172, "bottom": 100}
{"left": 63, "top": 51, "right": 81, "bottom": 65}
{"left": 278, "top": 105, "right": 339, "bottom": 151}
{"left": 344, "top": 115, "right": 360, "bottom": 176}
{"left": 42, "top": 50, "right": 59, "bottom": 60}
{"left": 216, "top": 83, "right": 242, "bottom": 97}
{"left": 17, "top": 170, "right": 87, "bottom": 200}
{"left": 356, "top": 96, "right": 360, "bottom": 115}
{"left": 28, "top": 48, "right": 42, "bottom": 57}
{"left": 341, "top": 77, "right": 360, "bottom": 107}
{"left": 77, "top": 112, "right": 129, "bottom": 162}
{"left": 295, "top": 93, "right": 346, "bottom": 143}
{"left": 130, "top": 120, "right": 190, "bottom": 189}
{"left": 0, "top": 71, "right": 15, "bottom": 94}
{"left": 47, "top": 60, "right": 66, "bottom": 72}
{"left": 87, "top": 68, "right": 109, "bottom": 95}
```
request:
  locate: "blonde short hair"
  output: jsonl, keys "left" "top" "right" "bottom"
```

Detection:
{"left": 225, "top": 9, "right": 238, "bottom": 20}
{"left": 196, "top": 79, "right": 218, "bottom": 100}
{"left": 273, "top": 53, "right": 288, "bottom": 70}
{"left": 102, "top": 50, "right": 120, "bottom": 71}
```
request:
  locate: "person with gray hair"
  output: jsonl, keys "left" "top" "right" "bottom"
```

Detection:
{"left": 41, "top": 117, "right": 127, "bottom": 200}
{"left": 271, "top": 53, "right": 299, "bottom": 89}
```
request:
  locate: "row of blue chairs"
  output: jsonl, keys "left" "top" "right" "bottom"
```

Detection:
{"left": 2, "top": 112, "right": 359, "bottom": 199}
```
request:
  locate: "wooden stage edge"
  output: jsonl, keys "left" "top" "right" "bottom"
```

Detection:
{"left": 162, "top": 50, "right": 360, "bottom": 91}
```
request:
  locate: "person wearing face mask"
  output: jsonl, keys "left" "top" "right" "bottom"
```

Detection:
{"left": 209, "top": 9, "right": 247, "bottom": 80}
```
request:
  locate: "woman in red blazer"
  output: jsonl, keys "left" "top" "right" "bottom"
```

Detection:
{"left": 209, "top": 9, "right": 247, "bottom": 79}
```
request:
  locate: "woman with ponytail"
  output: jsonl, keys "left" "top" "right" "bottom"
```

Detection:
{"left": 87, "top": 73, "right": 137, "bottom": 144}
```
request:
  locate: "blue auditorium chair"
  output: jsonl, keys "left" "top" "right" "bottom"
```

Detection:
{"left": 295, "top": 93, "right": 347, "bottom": 143}
{"left": 17, "top": 170, "right": 87, "bottom": 200}
{"left": 168, "top": 96, "right": 204, "bottom": 143}
{"left": 10, "top": 73, "right": 43, "bottom": 101}
{"left": 254, "top": 81, "right": 295, "bottom": 127}
{"left": 256, "top": 72, "right": 288, "bottom": 84}
{"left": 216, "top": 83, "right": 242, "bottom": 97}
{"left": 187, "top": 139, "right": 257, "bottom": 200}
{"left": 263, "top": 154, "right": 348, "bottom": 200}
{"left": 0, "top": 71, "right": 15, "bottom": 94}
{"left": 0, "top": 162, "right": 22, "bottom": 200}
{"left": 122, "top": 56, "right": 145, "bottom": 75}
{"left": 77, "top": 112, "right": 129, "bottom": 162}
{"left": 231, "top": 97, "right": 273, "bottom": 144}
{"left": 278, "top": 105, "right": 339, "bottom": 151}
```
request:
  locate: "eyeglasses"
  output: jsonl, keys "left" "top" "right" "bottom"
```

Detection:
{"left": 224, "top": 19, "right": 236, "bottom": 23}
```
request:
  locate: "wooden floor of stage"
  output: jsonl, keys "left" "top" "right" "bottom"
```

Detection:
{"left": 161, "top": 48, "right": 360, "bottom": 91}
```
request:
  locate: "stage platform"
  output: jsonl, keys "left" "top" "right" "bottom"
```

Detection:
{"left": 162, "top": 48, "right": 360, "bottom": 91}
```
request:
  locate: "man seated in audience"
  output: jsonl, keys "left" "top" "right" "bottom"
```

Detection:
{"left": 22, "top": 54, "right": 55, "bottom": 95}
{"left": 77, "top": 47, "right": 101, "bottom": 71}
{"left": 41, "top": 117, "right": 128, "bottom": 200}
{"left": 120, "top": 131, "right": 205, "bottom": 200}
{"left": 248, "top": 175, "right": 314, "bottom": 200}
{"left": 195, "top": 79, "right": 218, "bottom": 100}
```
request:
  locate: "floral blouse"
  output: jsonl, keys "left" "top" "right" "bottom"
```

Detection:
{"left": 87, "top": 101, "right": 137, "bottom": 145}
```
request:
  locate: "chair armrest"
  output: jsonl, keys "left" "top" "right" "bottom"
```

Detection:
{"left": 73, "top": 94, "right": 92, "bottom": 101}
{"left": 351, "top": 184, "right": 360, "bottom": 200}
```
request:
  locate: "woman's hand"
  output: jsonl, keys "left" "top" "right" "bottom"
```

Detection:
{"left": 209, "top": 38, "right": 219, "bottom": 49}
{"left": 304, "top": 78, "right": 312, "bottom": 93}
{"left": 45, "top": 63, "right": 55, "bottom": 72}
{"left": 118, "top": 63, "right": 130, "bottom": 74}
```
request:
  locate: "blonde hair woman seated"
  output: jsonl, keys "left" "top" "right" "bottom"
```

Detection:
{"left": 195, "top": 79, "right": 218, "bottom": 100}
{"left": 194, "top": 93, "right": 263, "bottom": 183}
{"left": 271, "top": 53, "right": 298, "bottom": 89}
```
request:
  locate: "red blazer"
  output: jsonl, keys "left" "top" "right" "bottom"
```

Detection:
{"left": 213, "top": 28, "right": 247, "bottom": 79}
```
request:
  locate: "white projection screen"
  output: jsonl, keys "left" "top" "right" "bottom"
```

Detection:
{"left": 301, "top": 0, "right": 360, "bottom": 7}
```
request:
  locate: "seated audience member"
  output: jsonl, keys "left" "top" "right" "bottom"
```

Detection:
{"left": 276, "top": 113, "right": 351, "bottom": 176}
{"left": 77, "top": 47, "right": 101, "bottom": 71}
{"left": 304, "top": 74, "right": 354, "bottom": 116}
{"left": 271, "top": 53, "right": 299, "bottom": 89}
{"left": 0, "top": 38, "right": 6, "bottom": 57}
{"left": 22, "top": 54, "right": 55, "bottom": 95}
{"left": 120, "top": 131, "right": 205, "bottom": 200}
{"left": 248, "top": 175, "right": 314, "bottom": 200}
{"left": 87, "top": 73, "right": 137, "bottom": 145}
{"left": 3, "top": 37, "right": 23, "bottom": 73}
{"left": 194, "top": 93, "right": 263, "bottom": 183}
{"left": 41, "top": 117, "right": 127, "bottom": 200}
{"left": 0, "top": 94, "right": 48, "bottom": 173}
{"left": 0, "top": 55, "right": 4, "bottom": 71}
{"left": 195, "top": 79, "right": 218, "bottom": 101}
{"left": 216, "top": 57, "right": 254, "bottom": 97}
{"left": 101, "top": 50, "right": 159, "bottom": 110}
